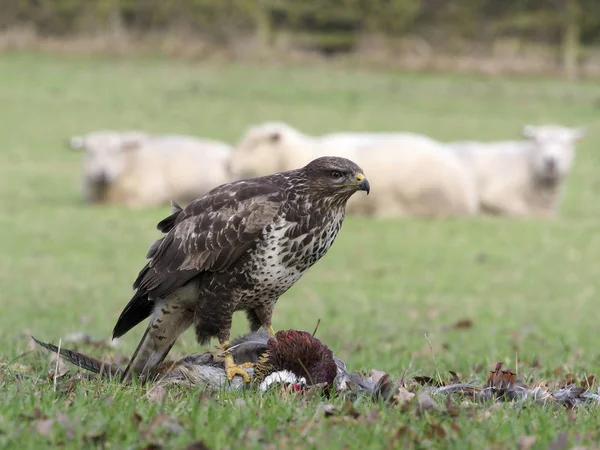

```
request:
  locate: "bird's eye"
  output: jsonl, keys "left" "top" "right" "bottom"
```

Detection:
{"left": 330, "top": 170, "right": 343, "bottom": 179}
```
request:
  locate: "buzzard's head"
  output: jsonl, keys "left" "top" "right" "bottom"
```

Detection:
{"left": 303, "top": 156, "right": 370, "bottom": 203}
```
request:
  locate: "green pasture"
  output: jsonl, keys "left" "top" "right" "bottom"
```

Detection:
{"left": 1, "top": 52, "right": 599, "bottom": 449}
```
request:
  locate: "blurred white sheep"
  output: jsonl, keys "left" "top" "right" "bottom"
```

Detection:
{"left": 69, "top": 130, "right": 233, "bottom": 207}
{"left": 447, "top": 124, "right": 586, "bottom": 218}
{"left": 230, "top": 121, "right": 477, "bottom": 218}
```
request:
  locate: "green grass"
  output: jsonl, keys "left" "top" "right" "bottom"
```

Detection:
{"left": 1, "top": 52, "right": 600, "bottom": 449}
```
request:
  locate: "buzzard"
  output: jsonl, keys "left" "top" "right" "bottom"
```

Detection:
{"left": 112, "top": 156, "right": 370, "bottom": 381}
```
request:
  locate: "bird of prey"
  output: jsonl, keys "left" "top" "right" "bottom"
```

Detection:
{"left": 111, "top": 156, "right": 370, "bottom": 382}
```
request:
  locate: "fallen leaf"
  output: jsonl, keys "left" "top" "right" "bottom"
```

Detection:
{"left": 426, "top": 308, "right": 440, "bottom": 320}
{"left": 146, "top": 385, "right": 167, "bottom": 403}
{"left": 318, "top": 404, "right": 337, "bottom": 417}
{"left": 445, "top": 397, "right": 461, "bottom": 417}
{"left": 548, "top": 432, "right": 569, "bottom": 450}
{"left": 141, "top": 444, "right": 162, "bottom": 450}
{"left": 35, "top": 419, "right": 54, "bottom": 436}
{"left": 47, "top": 353, "right": 69, "bottom": 379}
{"left": 560, "top": 373, "right": 576, "bottom": 388}
{"left": 424, "top": 422, "right": 446, "bottom": 439}
{"left": 415, "top": 392, "right": 441, "bottom": 412}
{"left": 83, "top": 430, "right": 107, "bottom": 446}
{"left": 413, "top": 376, "right": 443, "bottom": 387}
{"left": 9, "top": 363, "right": 34, "bottom": 374}
{"left": 233, "top": 398, "right": 247, "bottom": 410}
{"left": 132, "top": 411, "right": 143, "bottom": 427}
{"left": 486, "top": 362, "right": 517, "bottom": 389}
{"left": 369, "top": 369, "right": 387, "bottom": 385}
{"left": 392, "top": 386, "right": 415, "bottom": 406}
{"left": 388, "top": 425, "right": 417, "bottom": 447}
{"left": 518, "top": 435, "right": 537, "bottom": 450}
{"left": 56, "top": 412, "right": 75, "bottom": 440}
{"left": 27, "top": 337, "right": 37, "bottom": 351}
{"left": 339, "top": 401, "right": 361, "bottom": 419}
{"left": 185, "top": 441, "right": 212, "bottom": 450}
{"left": 241, "top": 426, "right": 264, "bottom": 445}
{"left": 452, "top": 319, "right": 473, "bottom": 330}
{"left": 581, "top": 375, "right": 595, "bottom": 390}
{"left": 142, "top": 414, "right": 183, "bottom": 440}
{"left": 407, "top": 309, "right": 419, "bottom": 319}
{"left": 448, "top": 371, "right": 461, "bottom": 383}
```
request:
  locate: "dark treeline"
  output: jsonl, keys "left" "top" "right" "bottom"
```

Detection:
{"left": 2, "top": 0, "right": 598, "bottom": 76}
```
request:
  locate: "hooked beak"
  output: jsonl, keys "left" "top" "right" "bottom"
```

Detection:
{"left": 355, "top": 173, "right": 370, "bottom": 195}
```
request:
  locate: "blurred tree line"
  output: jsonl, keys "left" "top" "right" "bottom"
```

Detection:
{"left": 2, "top": 0, "right": 599, "bottom": 76}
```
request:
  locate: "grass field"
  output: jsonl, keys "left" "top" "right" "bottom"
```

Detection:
{"left": 1, "top": 52, "right": 600, "bottom": 449}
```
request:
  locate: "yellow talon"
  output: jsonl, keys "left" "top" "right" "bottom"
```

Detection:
{"left": 224, "top": 351, "right": 251, "bottom": 382}
{"left": 266, "top": 325, "right": 276, "bottom": 337}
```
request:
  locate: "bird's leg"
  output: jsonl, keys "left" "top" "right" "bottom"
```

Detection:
{"left": 219, "top": 337, "right": 251, "bottom": 383}
{"left": 249, "top": 306, "right": 276, "bottom": 338}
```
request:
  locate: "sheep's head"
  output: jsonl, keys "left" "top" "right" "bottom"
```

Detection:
{"left": 229, "top": 121, "right": 304, "bottom": 180}
{"left": 69, "top": 131, "right": 148, "bottom": 201}
{"left": 522, "top": 124, "right": 586, "bottom": 184}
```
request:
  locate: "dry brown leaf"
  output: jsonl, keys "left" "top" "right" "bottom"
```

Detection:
{"left": 141, "top": 414, "right": 183, "bottom": 440}
{"left": 185, "top": 441, "right": 212, "bottom": 450}
{"left": 141, "top": 444, "right": 163, "bottom": 450}
{"left": 20, "top": 407, "right": 46, "bottom": 422}
{"left": 518, "top": 435, "right": 537, "bottom": 450}
{"left": 416, "top": 392, "right": 441, "bottom": 412}
{"left": 27, "top": 337, "right": 37, "bottom": 352}
{"left": 581, "top": 375, "right": 596, "bottom": 389}
{"left": 486, "top": 362, "right": 517, "bottom": 389}
{"left": 233, "top": 398, "right": 247, "bottom": 410}
{"left": 10, "top": 363, "right": 34, "bottom": 373}
{"left": 132, "top": 411, "right": 143, "bottom": 427}
{"left": 452, "top": 319, "right": 473, "bottom": 330}
{"left": 407, "top": 309, "right": 419, "bottom": 319}
{"left": 318, "top": 404, "right": 337, "bottom": 417}
{"left": 560, "top": 373, "right": 577, "bottom": 388}
{"left": 426, "top": 308, "right": 440, "bottom": 320}
{"left": 548, "top": 432, "right": 569, "bottom": 450}
{"left": 393, "top": 386, "right": 415, "bottom": 405}
{"left": 414, "top": 376, "right": 443, "bottom": 387}
{"left": 83, "top": 430, "right": 107, "bottom": 446}
{"left": 445, "top": 397, "right": 461, "bottom": 417}
{"left": 369, "top": 369, "right": 387, "bottom": 385}
{"left": 448, "top": 371, "right": 461, "bottom": 384}
{"left": 35, "top": 419, "right": 54, "bottom": 436}
{"left": 241, "top": 426, "right": 264, "bottom": 445}
{"left": 56, "top": 413, "right": 75, "bottom": 440}
{"left": 47, "top": 353, "right": 69, "bottom": 379}
{"left": 388, "top": 425, "right": 417, "bottom": 448}
{"left": 146, "top": 385, "right": 167, "bottom": 403}
{"left": 424, "top": 422, "right": 446, "bottom": 440}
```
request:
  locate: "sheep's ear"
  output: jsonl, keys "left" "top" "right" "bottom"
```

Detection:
{"left": 268, "top": 132, "right": 281, "bottom": 143}
{"left": 69, "top": 136, "right": 85, "bottom": 150}
{"left": 521, "top": 125, "right": 537, "bottom": 139}
{"left": 572, "top": 127, "right": 586, "bottom": 141}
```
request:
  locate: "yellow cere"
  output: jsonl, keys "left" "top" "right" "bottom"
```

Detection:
{"left": 355, "top": 173, "right": 365, "bottom": 182}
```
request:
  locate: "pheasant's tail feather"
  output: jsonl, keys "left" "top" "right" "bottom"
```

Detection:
{"left": 32, "top": 336, "right": 122, "bottom": 378}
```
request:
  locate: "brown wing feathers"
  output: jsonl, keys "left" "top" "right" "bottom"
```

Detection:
{"left": 112, "top": 179, "right": 283, "bottom": 341}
